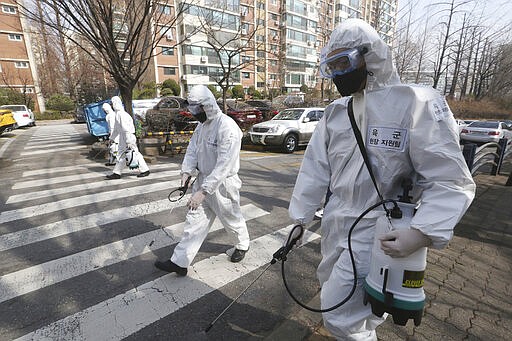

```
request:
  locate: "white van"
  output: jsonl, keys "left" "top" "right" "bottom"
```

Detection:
{"left": 132, "top": 98, "right": 160, "bottom": 121}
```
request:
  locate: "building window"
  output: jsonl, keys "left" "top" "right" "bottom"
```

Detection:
{"left": 160, "top": 26, "right": 174, "bottom": 40}
{"left": 163, "top": 67, "right": 176, "bottom": 75}
{"left": 8, "top": 34, "right": 22, "bottom": 41}
{"left": 159, "top": 5, "right": 172, "bottom": 15}
{"left": 240, "top": 5, "right": 248, "bottom": 16}
{"left": 242, "top": 72, "right": 250, "bottom": 79}
{"left": 162, "top": 47, "right": 174, "bottom": 55}
{"left": 14, "top": 61, "right": 29, "bottom": 68}
{"left": 2, "top": 5, "right": 16, "bottom": 14}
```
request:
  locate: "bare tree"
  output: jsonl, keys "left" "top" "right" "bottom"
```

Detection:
{"left": 447, "top": 13, "right": 468, "bottom": 98}
{"left": 0, "top": 68, "right": 36, "bottom": 108}
{"left": 188, "top": 2, "right": 265, "bottom": 112}
{"left": 394, "top": 1, "right": 419, "bottom": 79}
{"left": 488, "top": 44, "right": 512, "bottom": 102}
{"left": 17, "top": 0, "right": 193, "bottom": 117}
{"left": 431, "top": 0, "right": 473, "bottom": 89}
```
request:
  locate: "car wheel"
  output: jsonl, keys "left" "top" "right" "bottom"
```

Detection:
{"left": 282, "top": 134, "right": 297, "bottom": 153}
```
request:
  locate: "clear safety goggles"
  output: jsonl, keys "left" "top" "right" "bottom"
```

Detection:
{"left": 186, "top": 100, "right": 203, "bottom": 116}
{"left": 319, "top": 48, "right": 365, "bottom": 79}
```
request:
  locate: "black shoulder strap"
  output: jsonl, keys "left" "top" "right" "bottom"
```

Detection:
{"left": 346, "top": 98, "right": 385, "bottom": 205}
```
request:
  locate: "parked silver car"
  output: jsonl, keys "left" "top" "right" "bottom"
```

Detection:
{"left": 248, "top": 107, "right": 324, "bottom": 153}
{"left": 460, "top": 120, "right": 512, "bottom": 144}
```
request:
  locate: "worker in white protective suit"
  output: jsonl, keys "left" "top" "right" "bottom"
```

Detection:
{"left": 154, "top": 85, "right": 250, "bottom": 276}
{"left": 288, "top": 19, "right": 475, "bottom": 340}
{"left": 106, "top": 96, "right": 150, "bottom": 179}
{"left": 103, "top": 102, "right": 119, "bottom": 166}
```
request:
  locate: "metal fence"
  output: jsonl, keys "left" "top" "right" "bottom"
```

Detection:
{"left": 462, "top": 138, "right": 511, "bottom": 178}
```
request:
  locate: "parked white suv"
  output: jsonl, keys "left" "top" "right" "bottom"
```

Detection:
{"left": 0, "top": 104, "right": 36, "bottom": 128}
{"left": 248, "top": 107, "right": 324, "bottom": 153}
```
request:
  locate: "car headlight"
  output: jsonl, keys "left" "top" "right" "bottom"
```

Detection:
{"left": 267, "top": 125, "right": 282, "bottom": 133}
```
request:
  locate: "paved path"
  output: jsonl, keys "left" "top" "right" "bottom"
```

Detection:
{"left": 267, "top": 171, "right": 512, "bottom": 340}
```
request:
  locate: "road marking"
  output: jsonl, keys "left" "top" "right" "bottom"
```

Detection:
{"left": 26, "top": 135, "right": 83, "bottom": 143}
{"left": 15, "top": 226, "right": 320, "bottom": 341}
{"left": 0, "top": 204, "right": 269, "bottom": 304}
{"left": 0, "top": 197, "right": 184, "bottom": 252}
{"left": 7, "top": 168, "right": 180, "bottom": 204}
{"left": 19, "top": 145, "right": 88, "bottom": 156}
{"left": 0, "top": 129, "right": 29, "bottom": 158}
{"left": 24, "top": 140, "right": 85, "bottom": 150}
{"left": 12, "top": 163, "right": 174, "bottom": 189}
{"left": 0, "top": 179, "right": 182, "bottom": 224}
{"left": 22, "top": 162, "right": 108, "bottom": 177}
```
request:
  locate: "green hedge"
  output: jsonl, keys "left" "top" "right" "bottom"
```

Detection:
{"left": 35, "top": 110, "right": 75, "bottom": 120}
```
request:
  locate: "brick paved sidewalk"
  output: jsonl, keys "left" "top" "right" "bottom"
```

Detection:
{"left": 269, "top": 172, "right": 512, "bottom": 341}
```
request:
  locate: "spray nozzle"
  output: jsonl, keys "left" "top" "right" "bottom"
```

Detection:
{"left": 272, "top": 224, "right": 304, "bottom": 264}
{"left": 398, "top": 178, "right": 413, "bottom": 203}
{"left": 179, "top": 176, "right": 192, "bottom": 193}
{"left": 390, "top": 178, "right": 414, "bottom": 218}
{"left": 390, "top": 205, "right": 402, "bottom": 219}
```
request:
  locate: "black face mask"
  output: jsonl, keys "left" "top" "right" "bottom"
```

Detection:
{"left": 195, "top": 111, "right": 207, "bottom": 123}
{"left": 332, "top": 66, "right": 368, "bottom": 96}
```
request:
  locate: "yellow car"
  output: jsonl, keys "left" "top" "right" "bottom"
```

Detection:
{"left": 0, "top": 109, "right": 17, "bottom": 135}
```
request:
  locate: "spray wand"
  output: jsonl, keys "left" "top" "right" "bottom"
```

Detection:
{"left": 205, "top": 225, "right": 304, "bottom": 333}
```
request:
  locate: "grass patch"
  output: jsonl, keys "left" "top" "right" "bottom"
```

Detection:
{"left": 448, "top": 99, "right": 511, "bottom": 121}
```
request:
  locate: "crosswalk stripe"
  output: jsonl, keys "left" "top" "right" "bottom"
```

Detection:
{"left": 7, "top": 169, "right": 181, "bottom": 204}
{"left": 0, "top": 204, "right": 269, "bottom": 304}
{"left": 0, "top": 197, "right": 183, "bottom": 252}
{"left": 12, "top": 163, "right": 174, "bottom": 189}
{"left": 19, "top": 145, "right": 87, "bottom": 156}
{"left": 22, "top": 163, "right": 108, "bottom": 177}
{"left": 0, "top": 179, "right": 181, "bottom": 224}
{"left": 25, "top": 136, "right": 84, "bottom": 144}
{"left": 24, "top": 141, "right": 85, "bottom": 150}
{"left": 15, "top": 226, "right": 320, "bottom": 341}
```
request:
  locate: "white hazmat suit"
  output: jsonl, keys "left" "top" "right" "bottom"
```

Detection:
{"left": 170, "top": 85, "right": 250, "bottom": 268}
{"left": 289, "top": 19, "right": 475, "bottom": 340}
{"left": 110, "top": 96, "right": 149, "bottom": 176}
{"left": 103, "top": 102, "right": 119, "bottom": 165}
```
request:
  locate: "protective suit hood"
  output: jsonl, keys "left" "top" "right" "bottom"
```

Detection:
{"left": 187, "top": 85, "right": 222, "bottom": 121}
{"left": 102, "top": 102, "right": 114, "bottom": 115}
{"left": 111, "top": 96, "right": 124, "bottom": 112}
{"left": 321, "top": 18, "right": 400, "bottom": 91}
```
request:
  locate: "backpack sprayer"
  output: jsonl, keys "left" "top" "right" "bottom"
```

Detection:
{"left": 363, "top": 179, "right": 426, "bottom": 326}
{"left": 124, "top": 147, "right": 139, "bottom": 170}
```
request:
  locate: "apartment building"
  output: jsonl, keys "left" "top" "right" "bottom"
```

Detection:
{"left": 0, "top": 0, "right": 44, "bottom": 111}
{"left": 151, "top": 0, "right": 397, "bottom": 97}
{"left": 11, "top": 0, "right": 396, "bottom": 106}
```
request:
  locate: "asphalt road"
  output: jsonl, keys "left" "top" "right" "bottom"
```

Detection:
{"left": 0, "top": 120, "right": 324, "bottom": 340}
